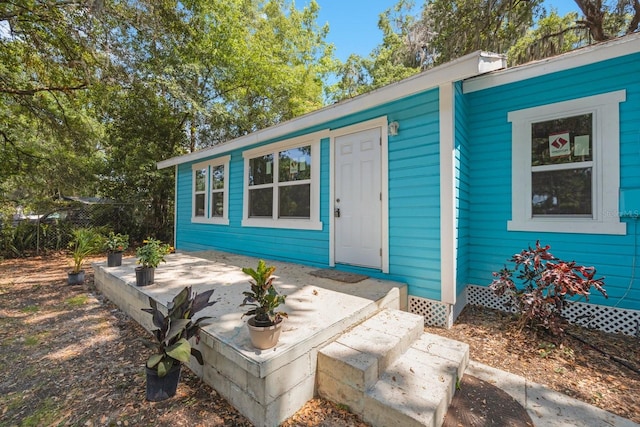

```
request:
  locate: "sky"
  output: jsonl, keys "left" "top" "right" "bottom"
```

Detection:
{"left": 306, "top": 0, "right": 582, "bottom": 61}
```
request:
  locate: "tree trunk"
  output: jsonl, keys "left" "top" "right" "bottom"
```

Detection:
{"left": 574, "top": 0, "right": 609, "bottom": 41}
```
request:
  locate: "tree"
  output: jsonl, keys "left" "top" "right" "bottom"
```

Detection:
{"left": 96, "top": 83, "right": 185, "bottom": 240}
{"left": 108, "top": 0, "right": 333, "bottom": 151}
{"left": 420, "top": 0, "right": 543, "bottom": 67}
{"left": 573, "top": 0, "right": 640, "bottom": 41}
{"left": 1, "top": 0, "right": 334, "bottom": 224}
{"left": 0, "top": 1, "right": 108, "bottom": 209}
{"left": 326, "top": 0, "right": 420, "bottom": 102}
{"left": 508, "top": 11, "right": 587, "bottom": 65}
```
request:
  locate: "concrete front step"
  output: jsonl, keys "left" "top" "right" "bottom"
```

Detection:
{"left": 317, "top": 309, "right": 469, "bottom": 427}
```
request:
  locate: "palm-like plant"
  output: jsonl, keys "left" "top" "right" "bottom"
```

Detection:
{"left": 68, "top": 228, "right": 104, "bottom": 273}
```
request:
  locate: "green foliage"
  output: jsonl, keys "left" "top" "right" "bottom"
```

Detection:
{"left": 241, "top": 260, "right": 287, "bottom": 325}
{"left": 2, "top": 0, "right": 334, "bottom": 245}
{"left": 104, "top": 232, "right": 129, "bottom": 253}
{"left": 19, "top": 397, "right": 60, "bottom": 427}
{"left": 0, "top": 219, "right": 36, "bottom": 258}
{"left": 65, "top": 295, "right": 88, "bottom": 308}
{"left": 490, "top": 241, "right": 607, "bottom": 335}
{"left": 141, "top": 286, "right": 216, "bottom": 377}
{"left": 327, "top": 1, "right": 420, "bottom": 102}
{"left": 507, "top": 12, "right": 587, "bottom": 66}
{"left": 135, "top": 237, "right": 172, "bottom": 269}
{"left": 424, "top": 0, "right": 543, "bottom": 66}
{"left": 68, "top": 228, "right": 104, "bottom": 273}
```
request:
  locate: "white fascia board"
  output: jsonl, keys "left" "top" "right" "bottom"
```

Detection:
{"left": 157, "top": 51, "right": 506, "bottom": 169}
{"left": 463, "top": 32, "right": 640, "bottom": 94}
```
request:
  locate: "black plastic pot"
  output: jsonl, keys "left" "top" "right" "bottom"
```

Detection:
{"left": 107, "top": 251, "right": 123, "bottom": 267}
{"left": 145, "top": 364, "right": 181, "bottom": 402}
{"left": 135, "top": 266, "right": 155, "bottom": 286}
{"left": 67, "top": 270, "right": 85, "bottom": 285}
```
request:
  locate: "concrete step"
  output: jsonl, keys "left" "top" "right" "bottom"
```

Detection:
{"left": 317, "top": 309, "right": 469, "bottom": 427}
{"left": 363, "top": 334, "right": 469, "bottom": 427}
{"left": 317, "top": 309, "right": 425, "bottom": 401}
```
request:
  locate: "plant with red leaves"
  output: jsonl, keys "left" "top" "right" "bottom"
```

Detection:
{"left": 490, "top": 241, "right": 607, "bottom": 335}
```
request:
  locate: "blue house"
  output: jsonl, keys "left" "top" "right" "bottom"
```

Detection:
{"left": 158, "top": 33, "right": 640, "bottom": 335}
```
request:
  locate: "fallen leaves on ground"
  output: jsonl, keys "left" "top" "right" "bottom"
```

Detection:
{"left": 1, "top": 253, "right": 638, "bottom": 426}
{"left": 425, "top": 304, "right": 640, "bottom": 423}
{"left": 0, "top": 253, "right": 365, "bottom": 426}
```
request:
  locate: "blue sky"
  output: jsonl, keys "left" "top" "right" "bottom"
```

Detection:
{"left": 307, "top": 0, "right": 582, "bottom": 61}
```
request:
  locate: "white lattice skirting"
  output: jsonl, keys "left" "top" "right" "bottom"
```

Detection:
{"left": 409, "top": 285, "right": 640, "bottom": 337}
{"left": 409, "top": 296, "right": 451, "bottom": 328}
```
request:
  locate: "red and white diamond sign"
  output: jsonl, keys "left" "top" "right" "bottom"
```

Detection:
{"left": 549, "top": 132, "right": 570, "bottom": 157}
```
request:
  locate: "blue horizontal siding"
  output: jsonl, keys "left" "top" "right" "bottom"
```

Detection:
{"left": 387, "top": 89, "right": 442, "bottom": 300}
{"left": 174, "top": 89, "right": 443, "bottom": 300}
{"left": 464, "top": 51, "right": 640, "bottom": 310}
{"left": 176, "top": 138, "right": 330, "bottom": 268}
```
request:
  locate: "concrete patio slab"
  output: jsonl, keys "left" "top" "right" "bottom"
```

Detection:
{"left": 93, "top": 250, "right": 407, "bottom": 427}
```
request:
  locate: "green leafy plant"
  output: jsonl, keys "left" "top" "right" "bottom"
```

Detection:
{"left": 240, "top": 260, "right": 287, "bottom": 326}
{"left": 68, "top": 227, "right": 104, "bottom": 273}
{"left": 141, "top": 286, "right": 216, "bottom": 377}
{"left": 136, "top": 237, "right": 171, "bottom": 268}
{"left": 490, "top": 241, "right": 607, "bottom": 335}
{"left": 104, "top": 231, "right": 129, "bottom": 253}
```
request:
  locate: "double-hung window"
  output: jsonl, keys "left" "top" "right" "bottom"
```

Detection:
{"left": 507, "top": 90, "right": 626, "bottom": 235}
{"left": 242, "top": 133, "right": 322, "bottom": 230}
{"left": 191, "top": 156, "right": 230, "bottom": 225}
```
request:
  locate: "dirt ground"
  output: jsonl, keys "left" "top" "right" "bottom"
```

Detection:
{"left": 1, "top": 252, "right": 639, "bottom": 426}
{"left": 426, "top": 305, "right": 640, "bottom": 424}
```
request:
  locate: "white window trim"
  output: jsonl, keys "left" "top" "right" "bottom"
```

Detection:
{"left": 507, "top": 90, "right": 626, "bottom": 235}
{"left": 191, "top": 155, "right": 230, "bottom": 225}
{"left": 241, "top": 131, "right": 323, "bottom": 230}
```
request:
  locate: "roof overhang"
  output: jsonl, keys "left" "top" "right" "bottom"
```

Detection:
{"left": 463, "top": 32, "right": 640, "bottom": 94}
{"left": 157, "top": 50, "right": 506, "bottom": 169}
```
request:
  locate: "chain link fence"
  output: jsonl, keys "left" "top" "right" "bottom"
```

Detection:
{"left": 1, "top": 202, "right": 138, "bottom": 257}
{"left": 35, "top": 203, "right": 134, "bottom": 253}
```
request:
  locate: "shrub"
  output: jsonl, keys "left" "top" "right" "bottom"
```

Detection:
{"left": 136, "top": 237, "right": 172, "bottom": 268}
{"left": 104, "top": 231, "right": 129, "bottom": 253}
{"left": 489, "top": 241, "right": 607, "bottom": 335}
{"left": 240, "top": 259, "right": 287, "bottom": 326}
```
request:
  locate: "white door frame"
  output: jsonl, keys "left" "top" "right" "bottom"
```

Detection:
{"left": 329, "top": 116, "right": 389, "bottom": 273}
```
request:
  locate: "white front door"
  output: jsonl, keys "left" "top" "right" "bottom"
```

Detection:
{"left": 334, "top": 127, "right": 382, "bottom": 269}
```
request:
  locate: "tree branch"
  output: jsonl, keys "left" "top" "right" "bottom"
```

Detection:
{"left": 0, "top": 129, "right": 46, "bottom": 162}
{"left": 0, "top": 83, "right": 88, "bottom": 96}
{"left": 627, "top": 0, "right": 640, "bottom": 34}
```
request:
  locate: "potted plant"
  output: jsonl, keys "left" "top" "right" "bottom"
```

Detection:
{"left": 67, "top": 227, "right": 104, "bottom": 285}
{"left": 141, "top": 286, "right": 216, "bottom": 401}
{"left": 104, "top": 231, "right": 129, "bottom": 267}
{"left": 240, "top": 260, "right": 288, "bottom": 349}
{"left": 135, "top": 237, "right": 171, "bottom": 286}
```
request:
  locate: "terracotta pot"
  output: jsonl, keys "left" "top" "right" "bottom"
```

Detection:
{"left": 145, "top": 364, "right": 181, "bottom": 402}
{"left": 135, "top": 266, "right": 155, "bottom": 286}
{"left": 247, "top": 317, "right": 283, "bottom": 349}
{"left": 107, "top": 251, "right": 123, "bottom": 267}
{"left": 67, "top": 270, "right": 85, "bottom": 285}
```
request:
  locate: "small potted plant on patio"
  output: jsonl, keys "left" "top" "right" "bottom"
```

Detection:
{"left": 104, "top": 231, "right": 129, "bottom": 267}
{"left": 67, "top": 227, "right": 104, "bottom": 285}
{"left": 240, "top": 259, "right": 288, "bottom": 349}
{"left": 141, "top": 285, "right": 216, "bottom": 401}
{"left": 135, "top": 237, "right": 171, "bottom": 286}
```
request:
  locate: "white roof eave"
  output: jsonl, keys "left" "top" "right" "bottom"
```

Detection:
{"left": 157, "top": 50, "right": 506, "bottom": 169}
{"left": 463, "top": 32, "right": 640, "bottom": 94}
